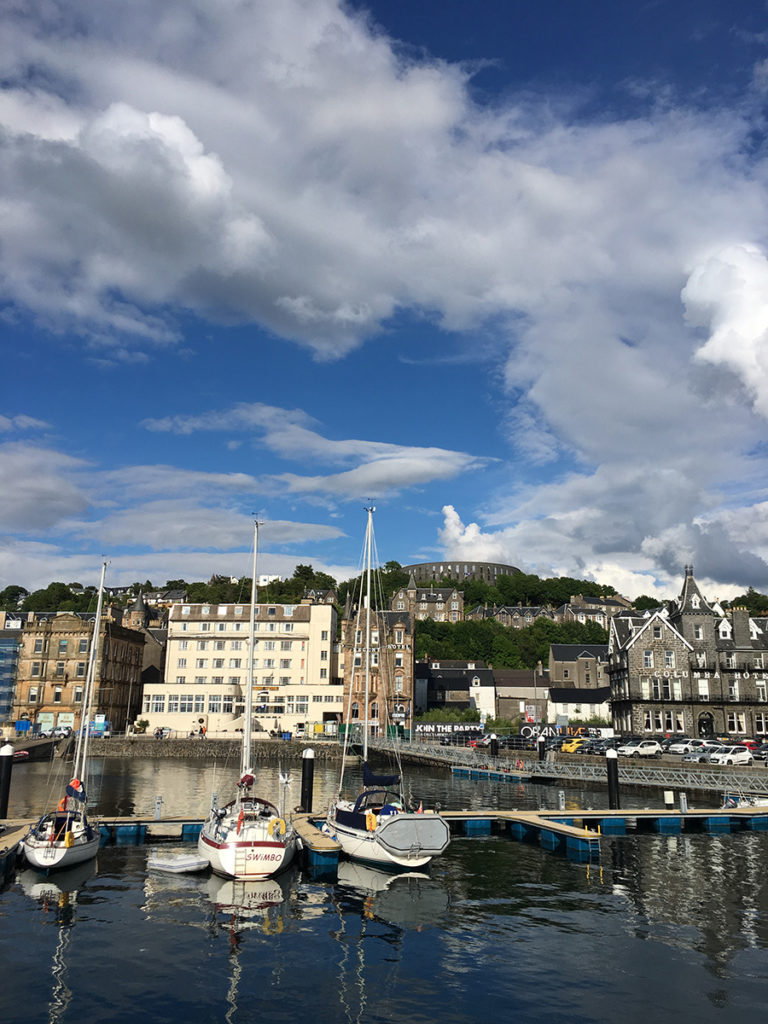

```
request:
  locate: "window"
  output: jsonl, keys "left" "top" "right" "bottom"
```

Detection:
{"left": 264, "top": 641, "right": 276, "bottom": 651}
{"left": 34, "top": 638, "right": 43, "bottom": 654}
{"left": 179, "top": 694, "right": 195, "bottom": 713}
{"left": 55, "top": 661, "right": 65, "bottom": 677}
{"left": 727, "top": 712, "right": 746, "bottom": 733}
{"left": 351, "top": 702, "right": 360, "bottom": 720}
{"left": 223, "top": 696, "right": 234, "bottom": 714}
{"left": 213, "top": 658, "right": 224, "bottom": 669}
{"left": 728, "top": 680, "right": 739, "bottom": 701}
{"left": 229, "top": 659, "right": 241, "bottom": 669}
{"left": 150, "top": 695, "right": 165, "bottom": 713}
{"left": 29, "top": 686, "right": 38, "bottom": 703}
{"left": 395, "top": 674, "right": 404, "bottom": 694}
{"left": 653, "top": 625, "right": 662, "bottom": 639}
{"left": 179, "top": 640, "right": 188, "bottom": 650}
{"left": 694, "top": 625, "right": 703, "bottom": 640}
{"left": 215, "top": 640, "right": 226, "bottom": 651}
{"left": 211, "top": 676, "right": 223, "bottom": 685}
{"left": 370, "top": 701, "right": 378, "bottom": 720}
{"left": 57, "top": 639, "right": 67, "bottom": 655}
{"left": 230, "top": 640, "right": 242, "bottom": 650}
{"left": 201, "top": 622, "right": 211, "bottom": 632}
{"left": 643, "top": 650, "right": 653, "bottom": 669}
{"left": 209, "top": 695, "right": 222, "bottom": 713}
{"left": 194, "top": 694, "right": 205, "bottom": 713}
{"left": 281, "top": 640, "right": 292, "bottom": 651}
{"left": 280, "top": 659, "right": 291, "bottom": 669}
{"left": 665, "top": 651, "right": 675, "bottom": 669}
{"left": 698, "top": 679, "right": 709, "bottom": 700}
{"left": 757, "top": 681, "right": 767, "bottom": 703}
{"left": 74, "top": 686, "right": 83, "bottom": 703}
{"left": 320, "top": 650, "right": 328, "bottom": 661}
{"left": 197, "top": 640, "right": 209, "bottom": 651}
{"left": 320, "top": 668, "right": 327, "bottom": 679}
{"left": 321, "top": 630, "right": 329, "bottom": 641}
{"left": 31, "top": 662, "right": 41, "bottom": 677}
{"left": 168, "top": 694, "right": 179, "bottom": 712}
{"left": 176, "top": 676, "right": 186, "bottom": 685}
{"left": 228, "top": 676, "right": 240, "bottom": 686}
{"left": 195, "top": 658, "right": 207, "bottom": 669}
{"left": 79, "top": 638, "right": 88, "bottom": 654}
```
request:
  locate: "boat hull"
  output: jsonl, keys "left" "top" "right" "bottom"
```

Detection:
{"left": 22, "top": 813, "right": 100, "bottom": 872}
{"left": 198, "top": 802, "right": 297, "bottom": 880}
{"left": 327, "top": 809, "right": 451, "bottom": 869}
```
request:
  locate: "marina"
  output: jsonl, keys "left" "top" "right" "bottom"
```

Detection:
{"left": 2, "top": 754, "right": 768, "bottom": 1023}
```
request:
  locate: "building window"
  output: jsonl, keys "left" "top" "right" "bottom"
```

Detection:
{"left": 209, "top": 695, "right": 222, "bottom": 713}
{"left": 176, "top": 676, "right": 186, "bottom": 685}
{"left": 76, "top": 662, "right": 86, "bottom": 677}
{"left": 653, "top": 625, "right": 662, "bottom": 639}
{"left": 665, "top": 651, "right": 675, "bottom": 669}
{"left": 643, "top": 650, "right": 653, "bottom": 669}
{"left": 177, "top": 658, "right": 187, "bottom": 668}
{"left": 74, "top": 686, "right": 83, "bottom": 703}
{"left": 727, "top": 712, "right": 746, "bottom": 733}
{"left": 698, "top": 679, "right": 709, "bottom": 700}
{"left": 79, "top": 639, "right": 88, "bottom": 654}
{"left": 58, "top": 640, "right": 68, "bottom": 655}
{"left": 55, "top": 661, "right": 65, "bottom": 678}
{"left": 757, "top": 681, "right": 767, "bottom": 703}
{"left": 150, "top": 695, "right": 165, "bottom": 713}
{"left": 34, "top": 639, "right": 43, "bottom": 654}
{"left": 31, "top": 662, "right": 41, "bottom": 677}
{"left": 728, "top": 680, "right": 739, "bottom": 701}
{"left": 320, "top": 668, "right": 328, "bottom": 679}
{"left": 351, "top": 702, "right": 360, "bottom": 720}
{"left": 694, "top": 625, "right": 703, "bottom": 640}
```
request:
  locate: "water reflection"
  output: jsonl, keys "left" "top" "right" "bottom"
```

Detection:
{"left": 18, "top": 859, "right": 97, "bottom": 1024}
{"left": 335, "top": 860, "right": 450, "bottom": 929}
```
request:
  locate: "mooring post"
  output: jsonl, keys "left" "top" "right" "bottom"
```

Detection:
{"left": 606, "top": 748, "right": 620, "bottom": 809}
{"left": 0, "top": 742, "right": 13, "bottom": 819}
{"left": 300, "top": 747, "right": 315, "bottom": 813}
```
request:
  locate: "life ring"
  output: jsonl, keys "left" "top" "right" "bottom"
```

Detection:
{"left": 365, "top": 811, "right": 378, "bottom": 832}
{"left": 58, "top": 797, "right": 67, "bottom": 812}
{"left": 236, "top": 809, "right": 245, "bottom": 834}
{"left": 268, "top": 817, "right": 286, "bottom": 838}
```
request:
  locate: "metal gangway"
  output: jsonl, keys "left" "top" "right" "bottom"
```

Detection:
{"left": 369, "top": 738, "right": 768, "bottom": 797}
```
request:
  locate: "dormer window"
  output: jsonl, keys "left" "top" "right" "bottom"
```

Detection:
{"left": 691, "top": 595, "right": 700, "bottom": 609}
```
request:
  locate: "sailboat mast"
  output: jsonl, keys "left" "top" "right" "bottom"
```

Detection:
{"left": 76, "top": 560, "right": 107, "bottom": 781}
{"left": 243, "top": 520, "right": 259, "bottom": 776}
{"left": 363, "top": 506, "right": 374, "bottom": 762}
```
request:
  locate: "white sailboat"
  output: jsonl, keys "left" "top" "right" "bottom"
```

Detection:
{"left": 326, "top": 507, "right": 451, "bottom": 869}
{"left": 198, "top": 521, "right": 298, "bottom": 879}
{"left": 22, "top": 562, "right": 107, "bottom": 872}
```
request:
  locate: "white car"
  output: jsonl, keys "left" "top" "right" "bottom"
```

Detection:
{"left": 709, "top": 745, "right": 753, "bottom": 766}
{"left": 668, "top": 738, "right": 718, "bottom": 756}
{"left": 616, "top": 739, "right": 662, "bottom": 758}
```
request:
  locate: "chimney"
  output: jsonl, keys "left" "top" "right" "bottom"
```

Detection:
{"left": 731, "top": 606, "right": 751, "bottom": 647}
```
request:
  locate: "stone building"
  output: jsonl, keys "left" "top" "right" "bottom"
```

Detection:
{"left": 391, "top": 574, "right": 464, "bottom": 623}
{"left": 554, "top": 593, "right": 632, "bottom": 629}
{"left": 142, "top": 599, "right": 338, "bottom": 738}
{"left": 548, "top": 644, "right": 608, "bottom": 688}
{"left": 401, "top": 560, "right": 520, "bottom": 584}
{"left": 465, "top": 604, "right": 555, "bottom": 628}
{"left": 14, "top": 611, "right": 145, "bottom": 734}
{"left": 414, "top": 660, "right": 495, "bottom": 718}
{"left": 339, "top": 609, "right": 415, "bottom": 736}
{"left": 608, "top": 567, "right": 768, "bottom": 738}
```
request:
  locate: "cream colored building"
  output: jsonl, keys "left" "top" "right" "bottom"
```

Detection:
{"left": 140, "top": 600, "right": 340, "bottom": 738}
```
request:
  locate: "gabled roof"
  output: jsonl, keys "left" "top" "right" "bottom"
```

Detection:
{"left": 548, "top": 686, "right": 611, "bottom": 703}
{"left": 614, "top": 610, "right": 692, "bottom": 652}
{"left": 550, "top": 644, "right": 608, "bottom": 661}
{"left": 671, "top": 566, "right": 716, "bottom": 617}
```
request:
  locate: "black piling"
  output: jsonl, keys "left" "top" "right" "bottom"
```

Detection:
{"left": 0, "top": 743, "right": 13, "bottom": 819}
{"left": 606, "top": 749, "right": 621, "bottom": 809}
{"left": 300, "top": 747, "right": 315, "bottom": 813}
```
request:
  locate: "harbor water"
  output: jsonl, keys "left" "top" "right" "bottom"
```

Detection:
{"left": 3, "top": 754, "right": 768, "bottom": 1023}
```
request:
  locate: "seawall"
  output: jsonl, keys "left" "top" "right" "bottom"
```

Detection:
{"left": 88, "top": 737, "right": 345, "bottom": 761}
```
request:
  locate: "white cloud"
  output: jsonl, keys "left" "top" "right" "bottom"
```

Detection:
{"left": 0, "top": 443, "right": 91, "bottom": 531}
{"left": 683, "top": 243, "right": 768, "bottom": 417}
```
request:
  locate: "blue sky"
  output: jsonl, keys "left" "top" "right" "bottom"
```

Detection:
{"left": 2, "top": 0, "right": 768, "bottom": 600}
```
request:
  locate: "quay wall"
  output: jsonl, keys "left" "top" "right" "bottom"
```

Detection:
{"left": 88, "top": 738, "right": 345, "bottom": 761}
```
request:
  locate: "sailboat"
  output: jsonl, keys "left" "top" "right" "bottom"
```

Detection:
{"left": 198, "top": 521, "right": 298, "bottom": 879}
{"left": 22, "top": 562, "right": 107, "bottom": 872}
{"left": 326, "top": 507, "right": 451, "bottom": 869}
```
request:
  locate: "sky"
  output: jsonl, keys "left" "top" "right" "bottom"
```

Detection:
{"left": 2, "top": 0, "right": 768, "bottom": 602}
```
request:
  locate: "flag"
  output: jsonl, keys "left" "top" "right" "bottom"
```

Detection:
{"left": 65, "top": 778, "right": 86, "bottom": 802}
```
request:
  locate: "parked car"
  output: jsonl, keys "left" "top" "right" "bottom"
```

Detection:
{"left": 681, "top": 740, "right": 725, "bottom": 763}
{"left": 616, "top": 739, "right": 662, "bottom": 758}
{"left": 709, "top": 745, "right": 753, "bottom": 766}
{"left": 750, "top": 743, "right": 768, "bottom": 762}
{"left": 561, "top": 736, "right": 589, "bottom": 754}
{"left": 660, "top": 735, "right": 691, "bottom": 752}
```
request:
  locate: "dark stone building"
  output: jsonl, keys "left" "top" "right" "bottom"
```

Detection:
{"left": 608, "top": 567, "right": 768, "bottom": 739}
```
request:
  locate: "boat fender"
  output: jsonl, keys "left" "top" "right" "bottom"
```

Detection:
{"left": 64, "top": 831, "right": 74, "bottom": 848}
{"left": 236, "top": 809, "right": 245, "bottom": 834}
{"left": 365, "top": 811, "right": 378, "bottom": 832}
{"left": 268, "top": 817, "right": 286, "bottom": 838}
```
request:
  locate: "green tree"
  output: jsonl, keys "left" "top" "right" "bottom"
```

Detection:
{"left": 633, "top": 594, "right": 662, "bottom": 611}
{"left": 0, "top": 584, "right": 28, "bottom": 610}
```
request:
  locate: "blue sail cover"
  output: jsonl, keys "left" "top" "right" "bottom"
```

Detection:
{"left": 65, "top": 778, "right": 86, "bottom": 802}
{"left": 363, "top": 761, "right": 400, "bottom": 788}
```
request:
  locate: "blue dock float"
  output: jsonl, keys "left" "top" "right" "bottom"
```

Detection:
{"left": 451, "top": 765, "right": 529, "bottom": 783}
{"left": 745, "top": 815, "right": 768, "bottom": 831}
{"left": 597, "top": 818, "right": 626, "bottom": 835}
{"left": 464, "top": 818, "right": 492, "bottom": 836}
{"left": 653, "top": 817, "right": 682, "bottom": 835}
{"left": 703, "top": 816, "right": 732, "bottom": 834}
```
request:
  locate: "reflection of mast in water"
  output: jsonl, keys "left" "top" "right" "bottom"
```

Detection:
{"left": 18, "top": 860, "right": 96, "bottom": 1024}
{"left": 333, "top": 862, "right": 451, "bottom": 1024}
{"left": 204, "top": 869, "right": 294, "bottom": 1022}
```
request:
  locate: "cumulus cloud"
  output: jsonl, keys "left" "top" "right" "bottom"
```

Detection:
{"left": 0, "top": 443, "right": 91, "bottom": 531}
{"left": 683, "top": 244, "right": 768, "bottom": 416}
{"left": 4, "top": 1, "right": 768, "bottom": 594}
